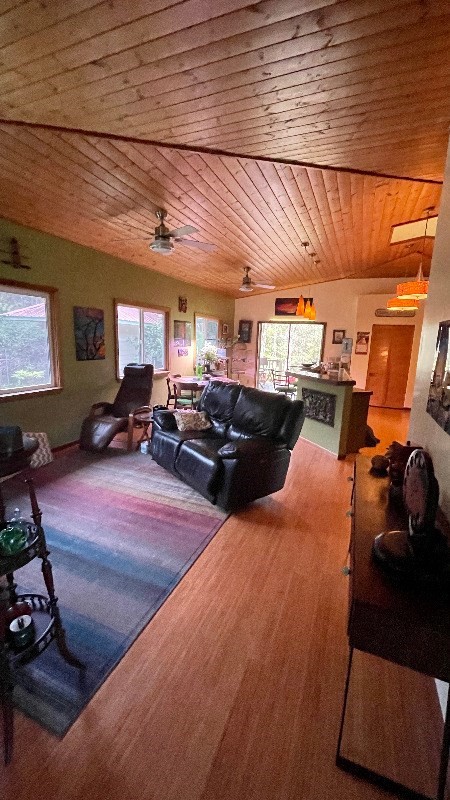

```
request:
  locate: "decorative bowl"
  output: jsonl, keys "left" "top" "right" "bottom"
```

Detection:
{"left": 301, "top": 363, "right": 315, "bottom": 369}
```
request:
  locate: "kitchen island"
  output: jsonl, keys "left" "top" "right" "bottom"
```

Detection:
{"left": 286, "top": 370, "right": 372, "bottom": 458}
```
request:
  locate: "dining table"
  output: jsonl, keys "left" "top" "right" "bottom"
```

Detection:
{"left": 172, "top": 375, "right": 239, "bottom": 389}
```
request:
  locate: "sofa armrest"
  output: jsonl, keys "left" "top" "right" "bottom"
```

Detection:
{"left": 89, "top": 402, "right": 114, "bottom": 418}
{"left": 218, "top": 438, "right": 286, "bottom": 459}
{"left": 152, "top": 408, "right": 177, "bottom": 431}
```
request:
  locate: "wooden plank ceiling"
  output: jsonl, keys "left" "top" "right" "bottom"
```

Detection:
{"left": 0, "top": 0, "right": 447, "bottom": 297}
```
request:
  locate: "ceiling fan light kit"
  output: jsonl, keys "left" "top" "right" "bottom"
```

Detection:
{"left": 239, "top": 266, "right": 275, "bottom": 292}
{"left": 148, "top": 208, "right": 216, "bottom": 256}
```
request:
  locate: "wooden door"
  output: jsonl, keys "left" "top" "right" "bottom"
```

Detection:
{"left": 365, "top": 325, "right": 415, "bottom": 408}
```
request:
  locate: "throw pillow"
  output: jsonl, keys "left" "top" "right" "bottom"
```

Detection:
{"left": 173, "top": 410, "right": 212, "bottom": 432}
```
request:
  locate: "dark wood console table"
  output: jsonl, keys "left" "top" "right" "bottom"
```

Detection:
{"left": 336, "top": 455, "right": 450, "bottom": 800}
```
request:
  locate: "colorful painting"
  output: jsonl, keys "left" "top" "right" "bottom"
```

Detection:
{"left": 426, "top": 320, "right": 450, "bottom": 435}
{"left": 275, "top": 298, "right": 300, "bottom": 316}
{"left": 73, "top": 306, "right": 105, "bottom": 360}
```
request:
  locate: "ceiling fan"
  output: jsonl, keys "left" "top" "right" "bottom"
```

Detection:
{"left": 149, "top": 209, "right": 217, "bottom": 255}
{"left": 239, "top": 266, "right": 275, "bottom": 292}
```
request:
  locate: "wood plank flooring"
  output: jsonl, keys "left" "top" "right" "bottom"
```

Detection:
{"left": 2, "top": 410, "right": 445, "bottom": 800}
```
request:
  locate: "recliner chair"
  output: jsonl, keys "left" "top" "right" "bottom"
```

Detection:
{"left": 79, "top": 363, "right": 154, "bottom": 453}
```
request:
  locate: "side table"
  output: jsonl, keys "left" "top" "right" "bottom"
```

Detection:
{"left": 336, "top": 456, "right": 450, "bottom": 800}
{"left": 0, "top": 477, "right": 83, "bottom": 764}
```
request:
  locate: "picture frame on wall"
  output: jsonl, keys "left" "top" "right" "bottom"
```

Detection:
{"left": 332, "top": 329, "right": 346, "bottom": 344}
{"left": 238, "top": 319, "right": 253, "bottom": 343}
{"left": 355, "top": 331, "right": 370, "bottom": 354}
{"left": 174, "top": 320, "right": 192, "bottom": 346}
{"left": 222, "top": 322, "right": 229, "bottom": 336}
{"left": 73, "top": 306, "right": 105, "bottom": 360}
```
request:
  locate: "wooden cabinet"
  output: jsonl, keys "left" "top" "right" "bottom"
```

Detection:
{"left": 337, "top": 457, "right": 450, "bottom": 800}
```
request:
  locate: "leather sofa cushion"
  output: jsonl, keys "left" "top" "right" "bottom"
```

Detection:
{"left": 228, "top": 386, "right": 290, "bottom": 441}
{"left": 197, "top": 381, "right": 242, "bottom": 437}
{"left": 175, "top": 438, "right": 227, "bottom": 500}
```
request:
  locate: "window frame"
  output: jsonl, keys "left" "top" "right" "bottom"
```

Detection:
{"left": 0, "top": 278, "right": 61, "bottom": 401}
{"left": 256, "top": 320, "right": 326, "bottom": 386}
{"left": 194, "top": 313, "right": 220, "bottom": 358}
{"left": 114, "top": 298, "right": 169, "bottom": 380}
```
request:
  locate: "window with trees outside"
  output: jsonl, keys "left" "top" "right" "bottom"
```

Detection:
{"left": 195, "top": 315, "right": 219, "bottom": 359}
{"left": 257, "top": 321, "right": 326, "bottom": 390}
{"left": 0, "top": 283, "right": 59, "bottom": 396}
{"left": 115, "top": 302, "right": 168, "bottom": 378}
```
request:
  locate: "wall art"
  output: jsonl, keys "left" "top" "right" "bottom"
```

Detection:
{"left": 238, "top": 319, "right": 253, "bottom": 343}
{"left": 355, "top": 331, "right": 370, "bottom": 354}
{"left": 177, "top": 347, "right": 188, "bottom": 357}
{"left": 73, "top": 306, "right": 105, "bottom": 360}
{"left": 301, "top": 388, "right": 336, "bottom": 426}
{"left": 426, "top": 319, "right": 450, "bottom": 435}
{"left": 178, "top": 296, "right": 187, "bottom": 313}
{"left": 332, "top": 329, "right": 346, "bottom": 344}
{"left": 174, "top": 319, "right": 192, "bottom": 346}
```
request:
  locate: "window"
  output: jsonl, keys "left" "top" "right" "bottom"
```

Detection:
{"left": 195, "top": 314, "right": 219, "bottom": 358}
{"left": 0, "top": 283, "right": 59, "bottom": 396}
{"left": 115, "top": 302, "right": 168, "bottom": 378}
{"left": 257, "top": 321, "right": 325, "bottom": 390}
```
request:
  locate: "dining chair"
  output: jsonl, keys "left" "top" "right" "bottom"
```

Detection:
{"left": 166, "top": 374, "right": 181, "bottom": 408}
{"left": 174, "top": 381, "right": 199, "bottom": 409}
{"left": 271, "top": 370, "right": 297, "bottom": 399}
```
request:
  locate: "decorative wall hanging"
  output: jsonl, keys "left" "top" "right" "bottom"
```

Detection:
{"left": 173, "top": 320, "right": 192, "bottom": 346}
{"left": 302, "top": 388, "right": 336, "bottom": 426}
{"left": 73, "top": 306, "right": 105, "bottom": 360}
{"left": 426, "top": 320, "right": 450, "bottom": 435}
{"left": 275, "top": 298, "right": 301, "bottom": 315}
{"left": 177, "top": 347, "right": 188, "bottom": 357}
{"left": 238, "top": 319, "right": 253, "bottom": 343}
{"left": 332, "top": 329, "right": 346, "bottom": 344}
{"left": 0, "top": 237, "right": 30, "bottom": 269}
{"left": 222, "top": 323, "right": 229, "bottom": 336}
{"left": 355, "top": 331, "right": 370, "bottom": 355}
{"left": 178, "top": 296, "right": 187, "bottom": 313}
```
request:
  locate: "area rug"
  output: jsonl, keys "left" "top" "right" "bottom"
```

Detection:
{"left": 1, "top": 448, "right": 227, "bottom": 736}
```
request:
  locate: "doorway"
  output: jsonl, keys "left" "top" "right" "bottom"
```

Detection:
{"left": 365, "top": 324, "right": 415, "bottom": 408}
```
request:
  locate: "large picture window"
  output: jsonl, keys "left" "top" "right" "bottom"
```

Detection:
{"left": 195, "top": 314, "right": 219, "bottom": 358}
{"left": 0, "top": 283, "right": 59, "bottom": 396}
{"left": 115, "top": 302, "right": 168, "bottom": 378}
{"left": 257, "top": 321, "right": 325, "bottom": 390}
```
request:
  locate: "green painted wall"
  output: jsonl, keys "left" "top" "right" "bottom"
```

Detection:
{"left": 0, "top": 219, "right": 234, "bottom": 447}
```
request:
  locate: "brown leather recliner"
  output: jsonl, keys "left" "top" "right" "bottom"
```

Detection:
{"left": 79, "top": 363, "right": 154, "bottom": 453}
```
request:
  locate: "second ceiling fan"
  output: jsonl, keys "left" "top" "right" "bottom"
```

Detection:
{"left": 239, "top": 266, "right": 275, "bottom": 292}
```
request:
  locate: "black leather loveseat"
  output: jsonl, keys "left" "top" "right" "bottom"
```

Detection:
{"left": 151, "top": 381, "right": 305, "bottom": 512}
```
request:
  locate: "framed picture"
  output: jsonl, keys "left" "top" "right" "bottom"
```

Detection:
{"left": 341, "top": 337, "right": 353, "bottom": 355}
{"left": 355, "top": 331, "right": 370, "bottom": 354}
{"left": 332, "top": 329, "right": 346, "bottom": 344}
{"left": 222, "top": 322, "right": 229, "bottom": 336}
{"left": 174, "top": 319, "right": 192, "bottom": 346}
{"left": 177, "top": 347, "right": 188, "bottom": 357}
{"left": 426, "top": 320, "right": 450, "bottom": 435}
{"left": 73, "top": 306, "right": 105, "bottom": 360}
{"left": 275, "top": 298, "right": 299, "bottom": 316}
{"left": 178, "top": 296, "right": 187, "bottom": 313}
{"left": 238, "top": 319, "right": 253, "bottom": 343}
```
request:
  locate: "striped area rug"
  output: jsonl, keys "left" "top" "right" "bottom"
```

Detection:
{"left": 2, "top": 448, "right": 227, "bottom": 736}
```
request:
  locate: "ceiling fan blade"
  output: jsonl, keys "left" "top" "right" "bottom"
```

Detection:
{"left": 253, "top": 282, "right": 275, "bottom": 289}
{"left": 176, "top": 239, "right": 217, "bottom": 252}
{"left": 239, "top": 285, "right": 253, "bottom": 292}
{"left": 168, "top": 225, "right": 198, "bottom": 237}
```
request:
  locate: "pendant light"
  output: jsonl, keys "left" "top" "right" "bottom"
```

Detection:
{"left": 396, "top": 209, "right": 432, "bottom": 300}
{"left": 386, "top": 297, "right": 420, "bottom": 311}
{"left": 296, "top": 295, "right": 305, "bottom": 316}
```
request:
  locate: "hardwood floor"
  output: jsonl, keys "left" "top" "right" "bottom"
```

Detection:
{"left": 2, "top": 410, "right": 444, "bottom": 800}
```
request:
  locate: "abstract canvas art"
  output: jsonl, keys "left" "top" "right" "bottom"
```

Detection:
{"left": 427, "top": 320, "right": 450, "bottom": 435}
{"left": 73, "top": 306, "right": 105, "bottom": 360}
